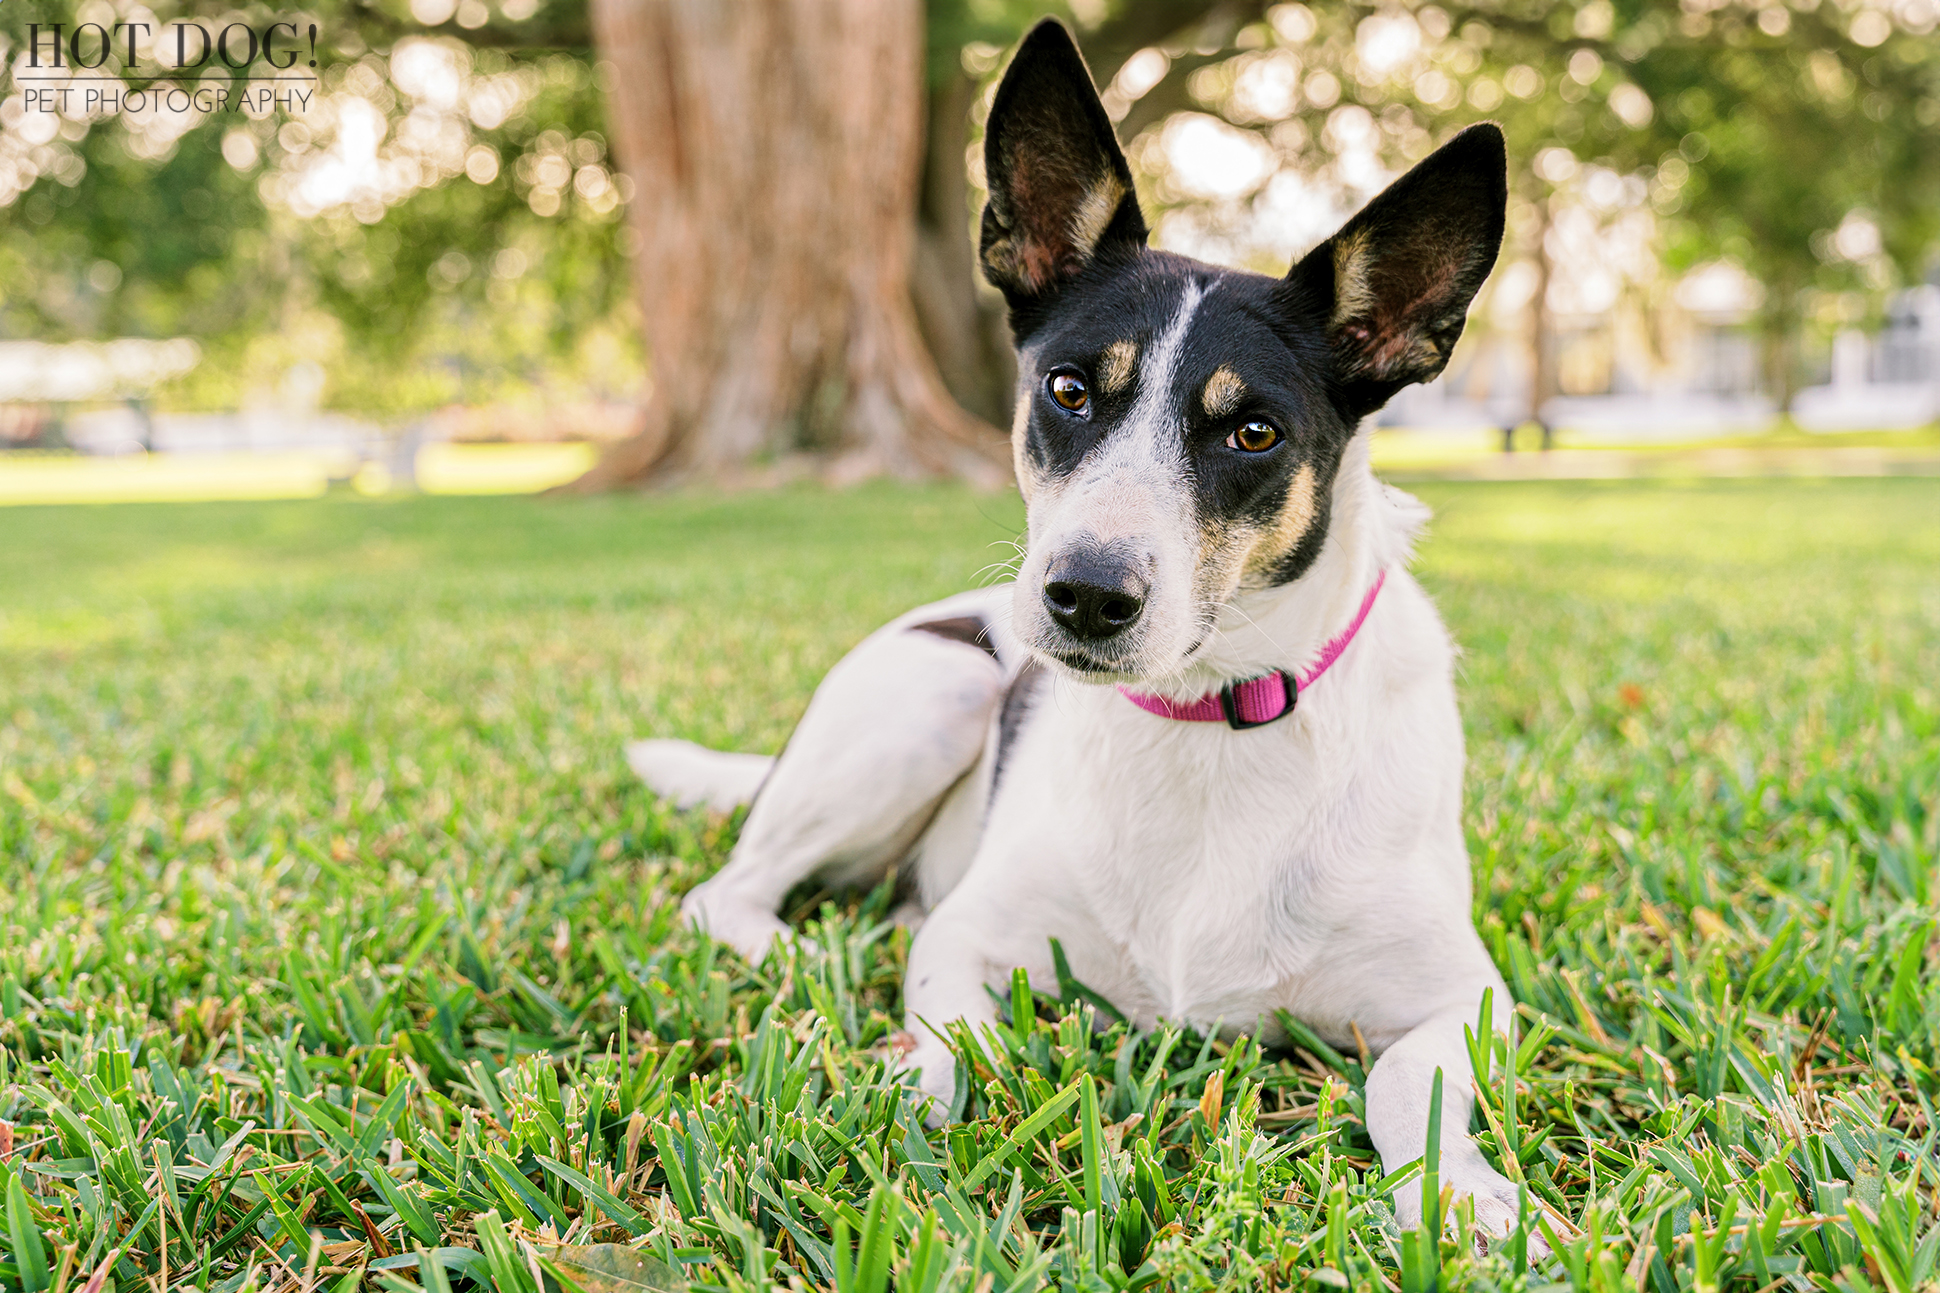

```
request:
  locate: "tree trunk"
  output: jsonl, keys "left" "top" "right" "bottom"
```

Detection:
{"left": 1525, "top": 191, "right": 1557, "bottom": 450}
{"left": 910, "top": 69, "right": 1016, "bottom": 427}
{"left": 574, "top": 0, "right": 1007, "bottom": 489}
{"left": 1759, "top": 282, "right": 1803, "bottom": 414}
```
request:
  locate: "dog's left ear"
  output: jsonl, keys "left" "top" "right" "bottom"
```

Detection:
{"left": 1287, "top": 123, "right": 1507, "bottom": 418}
{"left": 980, "top": 19, "right": 1146, "bottom": 306}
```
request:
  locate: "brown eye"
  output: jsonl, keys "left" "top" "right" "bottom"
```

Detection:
{"left": 1048, "top": 372, "right": 1089, "bottom": 412}
{"left": 1228, "top": 421, "right": 1280, "bottom": 452}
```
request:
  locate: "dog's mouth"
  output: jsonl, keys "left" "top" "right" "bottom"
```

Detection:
{"left": 1047, "top": 647, "right": 1132, "bottom": 678}
{"left": 1025, "top": 614, "right": 1205, "bottom": 684}
{"left": 1032, "top": 611, "right": 1215, "bottom": 678}
{"left": 1041, "top": 641, "right": 1206, "bottom": 687}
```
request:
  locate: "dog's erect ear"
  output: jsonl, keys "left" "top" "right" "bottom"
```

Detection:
{"left": 1288, "top": 123, "right": 1507, "bottom": 418}
{"left": 980, "top": 19, "right": 1146, "bottom": 304}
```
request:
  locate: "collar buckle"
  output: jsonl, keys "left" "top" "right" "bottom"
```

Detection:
{"left": 1217, "top": 671, "right": 1298, "bottom": 730}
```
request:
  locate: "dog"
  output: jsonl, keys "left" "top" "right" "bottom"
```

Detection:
{"left": 629, "top": 19, "right": 1530, "bottom": 1247}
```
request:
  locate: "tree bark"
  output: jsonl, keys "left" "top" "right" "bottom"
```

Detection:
{"left": 1526, "top": 191, "right": 1557, "bottom": 450}
{"left": 1759, "top": 280, "right": 1803, "bottom": 414}
{"left": 910, "top": 70, "right": 1015, "bottom": 426}
{"left": 574, "top": 0, "right": 1007, "bottom": 489}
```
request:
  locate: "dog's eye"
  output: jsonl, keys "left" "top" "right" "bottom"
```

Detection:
{"left": 1048, "top": 372, "right": 1089, "bottom": 413}
{"left": 1227, "top": 421, "right": 1280, "bottom": 452}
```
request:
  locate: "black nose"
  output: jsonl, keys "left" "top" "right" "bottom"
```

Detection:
{"left": 1042, "top": 549, "right": 1147, "bottom": 642}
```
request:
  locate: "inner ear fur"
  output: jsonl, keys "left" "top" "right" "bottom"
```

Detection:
{"left": 980, "top": 19, "right": 1147, "bottom": 304}
{"left": 1288, "top": 123, "right": 1507, "bottom": 417}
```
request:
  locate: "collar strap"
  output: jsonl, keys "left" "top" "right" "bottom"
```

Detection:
{"left": 1117, "top": 570, "right": 1387, "bottom": 731}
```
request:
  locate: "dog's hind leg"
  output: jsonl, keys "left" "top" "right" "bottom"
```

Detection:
{"left": 675, "top": 594, "right": 1010, "bottom": 963}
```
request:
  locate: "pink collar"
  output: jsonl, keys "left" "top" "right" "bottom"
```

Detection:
{"left": 1117, "top": 570, "right": 1387, "bottom": 730}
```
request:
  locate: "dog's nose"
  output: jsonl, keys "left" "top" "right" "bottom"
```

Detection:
{"left": 1043, "top": 550, "right": 1147, "bottom": 641}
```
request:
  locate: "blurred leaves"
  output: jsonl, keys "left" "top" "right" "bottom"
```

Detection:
{"left": 1086, "top": 0, "right": 1940, "bottom": 396}
{"left": 0, "top": 0, "right": 636, "bottom": 417}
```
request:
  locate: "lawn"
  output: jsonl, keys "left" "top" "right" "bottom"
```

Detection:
{"left": 0, "top": 478, "right": 1935, "bottom": 1293}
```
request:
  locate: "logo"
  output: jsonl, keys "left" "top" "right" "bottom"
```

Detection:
{"left": 11, "top": 19, "right": 322, "bottom": 116}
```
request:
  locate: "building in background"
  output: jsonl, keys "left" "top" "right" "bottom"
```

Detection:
{"left": 1386, "top": 262, "right": 1940, "bottom": 440}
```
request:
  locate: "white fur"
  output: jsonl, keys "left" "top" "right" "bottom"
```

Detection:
{"left": 1008, "top": 285, "right": 1208, "bottom": 679}
{"left": 624, "top": 741, "right": 774, "bottom": 813}
{"left": 637, "top": 433, "right": 1539, "bottom": 1253}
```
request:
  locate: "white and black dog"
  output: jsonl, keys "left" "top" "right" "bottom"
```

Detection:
{"left": 631, "top": 20, "right": 1529, "bottom": 1245}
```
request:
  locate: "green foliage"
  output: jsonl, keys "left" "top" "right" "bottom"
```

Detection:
{"left": 1452, "top": 0, "right": 1940, "bottom": 383}
{"left": 0, "top": 478, "right": 1936, "bottom": 1290}
{"left": 0, "top": 0, "right": 637, "bottom": 417}
{"left": 1147, "top": 0, "right": 1940, "bottom": 395}
{"left": 925, "top": 0, "right": 1058, "bottom": 86}
{"left": 1, "top": 122, "right": 271, "bottom": 342}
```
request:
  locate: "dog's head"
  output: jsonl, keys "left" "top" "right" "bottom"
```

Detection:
{"left": 982, "top": 20, "right": 1506, "bottom": 684}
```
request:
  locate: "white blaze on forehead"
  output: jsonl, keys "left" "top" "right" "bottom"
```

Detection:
{"left": 1110, "top": 279, "right": 1205, "bottom": 469}
{"left": 1011, "top": 343, "right": 1045, "bottom": 501}
{"left": 1063, "top": 279, "right": 1204, "bottom": 542}
{"left": 1011, "top": 390, "right": 1038, "bottom": 500}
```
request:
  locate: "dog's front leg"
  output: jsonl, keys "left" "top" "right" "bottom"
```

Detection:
{"left": 1364, "top": 996, "right": 1546, "bottom": 1255}
{"left": 895, "top": 892, "right": 1052, "bottom": 1124}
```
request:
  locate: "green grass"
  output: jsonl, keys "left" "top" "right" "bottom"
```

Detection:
{"left": 0, "top": 444, "right": 600, "bottom": 506}
{"left": 1, "top": 478, "right": 1936, "bottom": 1293}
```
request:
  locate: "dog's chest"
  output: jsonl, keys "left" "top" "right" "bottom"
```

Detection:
{"left": 987, "top": 686, "right": 1365, "bottom": 1026}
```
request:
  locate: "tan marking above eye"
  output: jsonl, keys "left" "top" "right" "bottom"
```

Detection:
{"left": 1202, "top": 365, "right": 1246, "bottom": 418}
{"left": 1098, "top": 340, "right": 1137, "bottom": 395}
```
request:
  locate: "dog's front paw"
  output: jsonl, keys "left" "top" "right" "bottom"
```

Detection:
{"left": 1394, "top": 1154, "right": 1550, "bottom": 1261}
{"left": 893, "top": 1037, "right": 957, "bottom": 1127}
{"left": 681, "top": 883, "right": 790, "bottom": 966}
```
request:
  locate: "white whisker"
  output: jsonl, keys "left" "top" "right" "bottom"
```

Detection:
{"left": 1202, "top": 597, "right": 1290, "bottom": 660}
{"left": 972, "top": 559, "right": 1022, "bottom": 587}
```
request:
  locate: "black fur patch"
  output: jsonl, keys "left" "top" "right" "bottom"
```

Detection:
{"left": 1285, "top": 125, "right": 1507, "bottom": 419}
{"left": 979, "top": 20, "right": 1146, "bottom": 314}
{"left": 909, "top": 616, "right": 1000, "bottom": 664}
{"left": 990, "top": 661, "right": 1045, "bottom": 799}
{"left": 1010, "top": 255, "right": 1352, "bottom": 586}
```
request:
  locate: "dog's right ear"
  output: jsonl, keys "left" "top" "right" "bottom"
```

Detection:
{"left": 980, "top": 19, "right": 1147, "bottom": 305}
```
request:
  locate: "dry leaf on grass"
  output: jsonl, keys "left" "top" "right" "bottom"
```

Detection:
{"left": 542, "top": 1244, "right": 685, "bottom": 1292}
